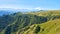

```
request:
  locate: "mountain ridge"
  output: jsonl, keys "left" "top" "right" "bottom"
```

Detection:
{"left": 0, "top": 10, "right": 60, "bottom": 34}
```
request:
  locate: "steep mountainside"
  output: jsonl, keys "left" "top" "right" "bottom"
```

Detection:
{"left": 0, "top": 10, "right": 60, "bottom": 34}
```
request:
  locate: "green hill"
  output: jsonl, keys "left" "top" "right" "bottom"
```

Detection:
{"left": 0, "top": 10, "right": 60, "bottom": 34}
{"left": 17, "top": 19, "right": 60, "bottom": 34}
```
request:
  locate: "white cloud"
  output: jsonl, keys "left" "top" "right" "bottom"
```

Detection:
{"left": 21, "top": 7, "right": 45, "bottom": 10}
{"left": 0, "top": 5, "right": 45, "bottom": 10}
{"left": 34, "top": 7, "right": 44, "bottom": 10}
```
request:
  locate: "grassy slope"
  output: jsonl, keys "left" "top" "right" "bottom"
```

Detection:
{"left": 39, "top": 19, "right": 60, "bottom": 34}
{"left": 28, "top": 10, "right": 60, "bottom": 16}
{"left": 19, "top": 19, "right": 60, "bottom": 34}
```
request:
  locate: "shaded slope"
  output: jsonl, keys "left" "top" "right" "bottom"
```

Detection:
{"left": 1, "top": 14, "right": 48, "bottom": 34}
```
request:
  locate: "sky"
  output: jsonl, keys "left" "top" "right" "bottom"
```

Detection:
{"left": 0, "top": 0, "right": 60, "bottom": 10}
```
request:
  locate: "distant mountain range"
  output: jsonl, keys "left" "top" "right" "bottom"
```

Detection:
{"left": 0, "top": 10, "right": 15, "bottom": 16}
{"left": 0, "top": 8, "right": 41, "bottom": 16}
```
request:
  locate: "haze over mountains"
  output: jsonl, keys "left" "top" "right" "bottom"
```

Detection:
{"left": 0, "top": 8, "right": 43, "bottom": 16}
